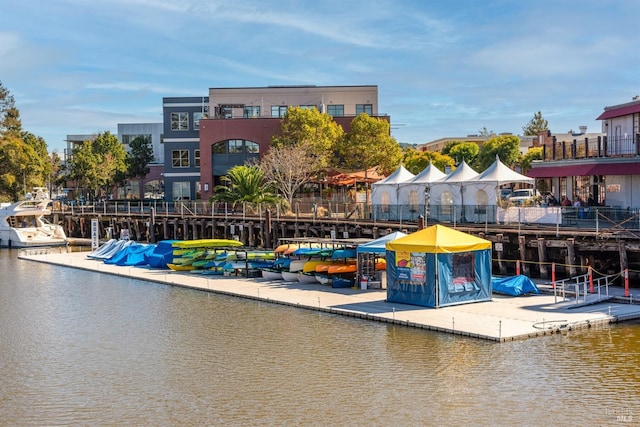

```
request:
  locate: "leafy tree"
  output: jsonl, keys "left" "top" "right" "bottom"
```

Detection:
{"left": 474, "top": 134, "right": 521, "bottom": 171}
{"left": 0, "top": 82, "right": 49, "bottom": 201}
{"left": 441, "top": 141, "right": 479, "bottom": 165}
{"left": 0, "top": 137, "right": 37, "bottom": 201}
{"left": 522, "top": 111, "right": 549, "bottom": 136}
{"left": 271, "top": 106, "right": 343, "bottom": 169}
{"left": 67, "top": 131, "right": 127, "bottom": 200}
{"left": 22, "top": 132, "right": 50, "bottom": 189}
{"left": 259, "top": 143, "right": 321, "bottom": 209}
{"left": 334, "top": 113, "right": 402, "bottom": 176}
{"left": 126, "top": 135, "right": 154, "bottom": 181}
{"left": 0, "top": 80, "right": 22, "bottom": 138}
{"left": 520, "top": 147, "right": 543, "bottom": 173}
{"left": 49, "top": 150, "right": 65, "bottom": 192}
{"left": 403, "top": 148, "right": 454, "bottom": 175}
{"left": 478, "top": 127, "right": 494, "bottom": 137}
{"left": 211, "top": 164, "right": 281, "bottom": 208}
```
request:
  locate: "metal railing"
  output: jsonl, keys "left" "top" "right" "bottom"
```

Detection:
{"left": 553, "top": 272, "right": 616, "bottom": 305}
{"left": 50, "top": 200, "right": 640, "bottom": 230}
{"left": 542, "top": 134, "right": 640, "bottom": 161}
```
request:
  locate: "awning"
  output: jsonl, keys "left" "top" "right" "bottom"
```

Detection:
{"left": 528, "top": 162, "right": 640, "bottom": 178}
{"left": 596, "top": 103, "right": 640, "bottom": 120}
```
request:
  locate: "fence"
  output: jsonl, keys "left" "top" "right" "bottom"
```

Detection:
{"left": 51, "top": 200, "right": 640, "bottom": 230}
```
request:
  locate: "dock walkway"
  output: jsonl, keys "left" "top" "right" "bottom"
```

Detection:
{"left": 20, "top": 251, "right": 640, "bottom": 342}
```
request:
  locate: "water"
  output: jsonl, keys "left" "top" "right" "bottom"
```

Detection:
{"left": 1, "top": 250, "right": 638, "bottom": 426}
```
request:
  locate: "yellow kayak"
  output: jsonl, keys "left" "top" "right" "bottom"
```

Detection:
{"left": 172, "top": 239, "right": 242, "bottom": 249}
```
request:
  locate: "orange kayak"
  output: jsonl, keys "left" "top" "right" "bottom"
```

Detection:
{"left": 327, "top": 264, "right": 357, "bottom": 274}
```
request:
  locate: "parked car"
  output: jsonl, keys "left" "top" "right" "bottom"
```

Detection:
{"left": 499, "top": 188, "right": 513, "bottom": 200}
{"left": 508, "top": 189, "right": 541, "bottom": 205}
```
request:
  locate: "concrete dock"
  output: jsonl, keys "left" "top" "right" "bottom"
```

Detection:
{"left": 19, "top": 250, "right": 640, "bottom": 342}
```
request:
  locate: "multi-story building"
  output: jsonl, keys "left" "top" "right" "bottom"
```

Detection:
{"left": 162, "top": 97, "right": 209, "bottom": 201}
{"left": 528, "top": 97, "right": 640, "bottom": 208}
{"left": 117, "top": 123, "right": 164, "bottom": 199}
{"left": 197, "top": 85, "right": 382, "bottom": 200}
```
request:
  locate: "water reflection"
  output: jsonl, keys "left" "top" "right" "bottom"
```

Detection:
{"left": 0, "top": 250, "right": 638, "bottom": 425}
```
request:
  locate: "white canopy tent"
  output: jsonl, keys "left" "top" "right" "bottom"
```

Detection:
{"left": 371, "top": 165, "right": 415, "bottom": 220}
{"left": 398, "top": 162, "right": 447, "bottom": 206}
{"left": 465, "top": 156, "right": 535, "bottom": 206}
{"left": 429, "top": 160, "right": 479, "bottom": 222}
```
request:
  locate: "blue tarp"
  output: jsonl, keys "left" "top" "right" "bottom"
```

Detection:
{"left": 146, "top": 240, "right": 176, "bottom": 268}
{"left": 356, "top": 231, "right": 407, "bottom": 254}
{"left": 104, "top": 243, "right": 155, "bottom": 266}
{"left": 491, "top": 275, "right": 540, "bottom": 296}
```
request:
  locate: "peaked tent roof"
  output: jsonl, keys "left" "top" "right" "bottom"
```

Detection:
{"left": 438, "top": 160, "right": 478, "bottom": 183}
{"left": 357, "top": 231, "right": 408, "bottom": 254}
{"left": 404, "top": 162, "right": 446, "bottom": 184}
{"left": 372, "top": 164, "right": 415, "bottom": 185}
{"left": 472, "top": 156, "right": 534, "bottom": 185}
{"left": 386, "top": 224, "right": 491, "bottom": 253}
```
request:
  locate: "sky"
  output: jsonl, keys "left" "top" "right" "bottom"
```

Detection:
{"left": 1, "top": 0, "right": 639, "bottom": 154}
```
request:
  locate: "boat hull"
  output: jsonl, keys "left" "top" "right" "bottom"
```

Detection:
{"left": 0, "top": 228, "right": 67, "bottom": 248}
{"left": 261, "top": 269, "right": 283, "bottom": 280}
{"left": 281, "top": 271, "right": 300, "bottom": 282}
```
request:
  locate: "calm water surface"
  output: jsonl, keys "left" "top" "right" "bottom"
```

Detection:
{"left": 0, "top": 250, "right": 638, "bottom": 426}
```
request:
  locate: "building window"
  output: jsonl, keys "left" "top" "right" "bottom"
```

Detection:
{"left": 171, "top": 112, "right": 189, "bottom": 130}
{"left": 356, "top": 104, "right": 373, "bottom": 115}
{"left": 300, "top": 105, "right": 317, "bottom": 111}
{"left": 194, "top": 149, "right": 200, "bottom": 167}
{"left": 212, "top": 139, "right": 260, "bottom": 154}
{"left": 172, "top": 149, "right": 190, "bottom": 168}
{"left": 327, "top": 104, "right": 344, "bottom": 117}
{"left": 271, "top": 105, "right": 288, "bottom": 118}
{"left": 213, "top": 141, "right": 226, "bottom": 154}
{"left": 194, "top": 112, "right": 206, "bottom": 130}
{"left": 173, "top": 181, "right": 190, "bottom": 200}
{"left": 246, "top": 141, "right": 259, "bottom": 153}
{"left": 121, "top": 134, "right": 151, "bottom": 146}
{"left": 229, "top": 139, "right": 244, "bottom": 154}
{"left": 244, "top": 106, "right": 260, "bottom": 118}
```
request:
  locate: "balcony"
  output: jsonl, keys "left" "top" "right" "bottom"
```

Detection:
{"left": 542, "top": 135, "right": 640, "bottom": 161}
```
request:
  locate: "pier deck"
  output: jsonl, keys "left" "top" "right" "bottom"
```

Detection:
{"left": 20, "top": 251, "right": 640, "bottom": 342}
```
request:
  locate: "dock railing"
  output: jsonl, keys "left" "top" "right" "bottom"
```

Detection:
{"left": 553, "top": 272, "right": 615, "bottom": 305}
{"left": 51, "top": 200, "right": 640, "bottom": 232}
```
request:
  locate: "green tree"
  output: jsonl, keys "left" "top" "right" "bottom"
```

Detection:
{"left": 0, "top": 80, "right": 22, "bottom": 139}
{"left": 474, "top": 134, "right": 521, "bottom": 172}
{"left": 22, "top": 132, "right": 50, "bottom": 189}
{"left": 211, "top": 164, "right": 280, "bottom": 207}
{"left": 271, "top": 106, "right": 343, "bottom": 169}
{"left": 335, "top": 113, "right": 402, "bottom": 176}
{"left": 0, "top": 137, "right": 37, "bottom": 201}
{"left": 67, "top": 132, "right": 127, "bottom": 200}
{"left": 441, "top": 141, "right": 479, "bottom": 165}
{"left": 522, "top": 111, "right": 549, "bottom": 136}
{"left": 478, "top": 127, "right": 494, "bottom": 137}
{"left": 402, "top": 148, "right": 454, "bottom": 175}
{"left": 126, "top": 135, "right": 154, "bottom": 182}
{"left": 520, "top": 147, "right": 543, "bottom": 173}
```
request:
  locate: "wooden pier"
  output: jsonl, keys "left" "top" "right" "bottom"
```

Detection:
{"left": 53, "top": 206, "right": 640, "bottom": 284}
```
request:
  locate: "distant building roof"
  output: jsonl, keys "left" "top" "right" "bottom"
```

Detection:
{"left": 596, "top": 99, "right": 640, "bottom": 120}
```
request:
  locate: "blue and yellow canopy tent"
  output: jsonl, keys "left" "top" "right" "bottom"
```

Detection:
{"left": 385, "top": 224, "right": 492, "bottom": 308}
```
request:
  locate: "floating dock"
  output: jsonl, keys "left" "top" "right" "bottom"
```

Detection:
{"left": 20, "top": 250, "right": 640, "bottom": 342}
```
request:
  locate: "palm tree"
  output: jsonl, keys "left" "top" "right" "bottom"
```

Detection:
{"left": 211, "top": 165, "right": 282, "bottom": 210}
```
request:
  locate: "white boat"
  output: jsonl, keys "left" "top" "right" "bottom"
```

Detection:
{"left": 261, "top": 269, "right": 283, "bottom": 280}
{"left": 297, "top": 272, "right": 318, "bottom": 284}
{"left": 0, "top": 191, "right": 67, "bottom": 248}
{"left": 281, "top": 271, "right": 300, "bottom": 282}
